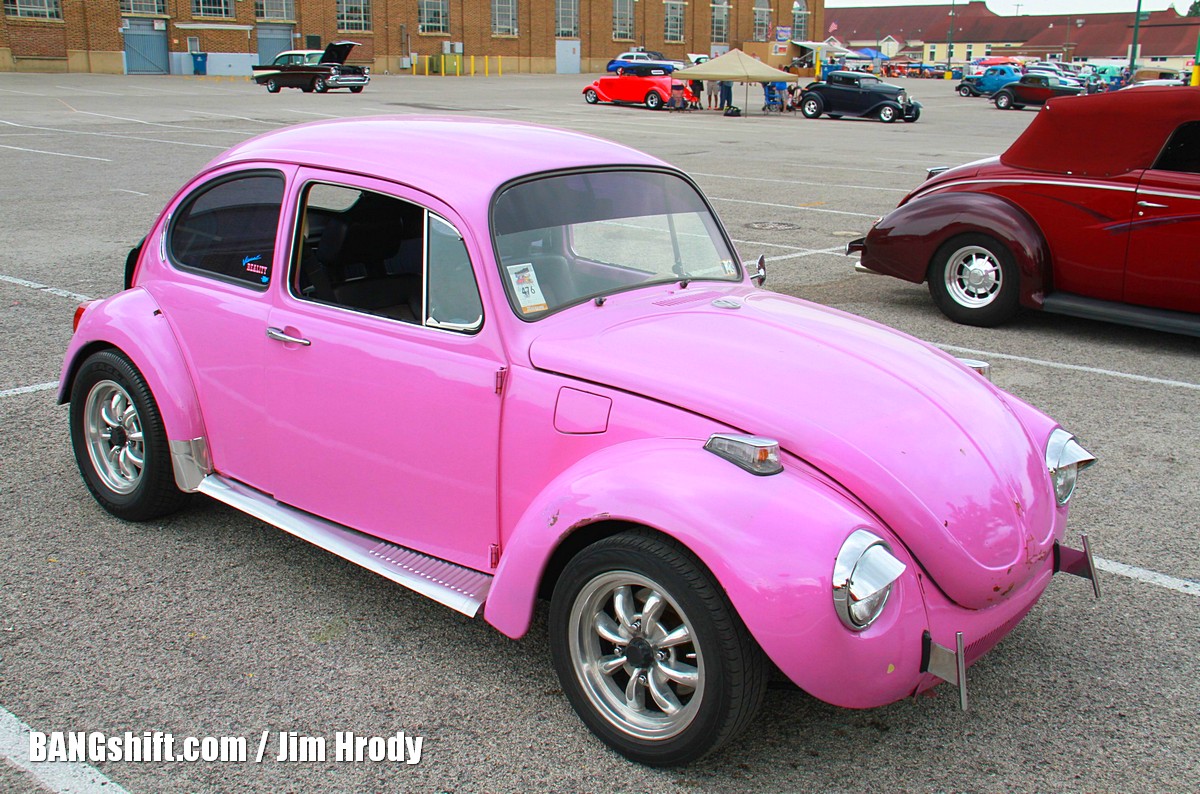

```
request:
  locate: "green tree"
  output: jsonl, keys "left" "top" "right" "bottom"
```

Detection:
{"left": 1189, "top": 1, "right": 1200, "bottom": 16}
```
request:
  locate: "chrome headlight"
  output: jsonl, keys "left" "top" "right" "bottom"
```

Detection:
{"left": 1045, "top": 428, "right": 1096, "bottom": 505}
{"left": 832, "top": 529, "right": 906, "bottom": 631}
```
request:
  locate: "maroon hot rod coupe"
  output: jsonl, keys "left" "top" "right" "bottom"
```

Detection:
{"left": 849, "top": 88, "right": 1200, "bottom": 336}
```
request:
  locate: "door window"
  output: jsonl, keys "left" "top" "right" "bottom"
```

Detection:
{"left": 292, "top": 182, "right": 483, "bottom": 332}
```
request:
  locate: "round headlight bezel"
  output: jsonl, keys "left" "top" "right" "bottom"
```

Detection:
{"left": 832, "top": 529, "right": 907, "bottom": 632}
{"left": 1045, "top": 428, "right": 1096, "bottom": 506}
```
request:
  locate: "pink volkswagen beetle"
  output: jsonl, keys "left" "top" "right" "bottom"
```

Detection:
{"left": 61, "top": 117, "right": 1099, "bottom": 766}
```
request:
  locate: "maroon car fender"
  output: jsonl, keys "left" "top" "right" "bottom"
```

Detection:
{"left": 863, "top": 191, "right": 1052, "bottom": 309}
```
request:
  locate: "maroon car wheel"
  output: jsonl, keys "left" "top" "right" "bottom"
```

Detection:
{"left": 927, "top": 234, "right": 1020, "bottom": 327}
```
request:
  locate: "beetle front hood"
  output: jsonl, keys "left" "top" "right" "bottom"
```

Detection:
{"left": 527, "top": 288, "right": 1060, "bottom": 609}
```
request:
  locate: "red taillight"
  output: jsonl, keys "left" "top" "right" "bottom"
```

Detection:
{"left": 73, "top": 300, "right": 97, "bottom": 332}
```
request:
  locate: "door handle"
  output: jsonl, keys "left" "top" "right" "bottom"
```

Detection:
{"left": 266, "top": 327, "right": 311, "bottom": 346}
{"left": 1137, "top": 200, "right": 1168, "bottom": 208}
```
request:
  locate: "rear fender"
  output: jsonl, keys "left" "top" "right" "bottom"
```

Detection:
{"left": 483, "top": 438, "right": 930, "bottom": 706}
{"left": 59, "top": 288, "right": 208, "bottom": 485}
{"left": 868, "top": 192, "right": 1050, "bottom": 308}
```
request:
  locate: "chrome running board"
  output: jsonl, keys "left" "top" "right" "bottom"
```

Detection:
{"left": 196, "top": 475, "right": 492, "bottom": 617}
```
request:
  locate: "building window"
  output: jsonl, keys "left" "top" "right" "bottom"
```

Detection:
{"left": 255, "top": 0, "right": 294, "bottom": 21}
{"left": 664, "top": 1, "right": 684, "bottom": 43}
{"left": 120, "top": 1, "right": 166, "bottom": 14}
{"left": 418, "top": 0, "right": 448, "bottom": 34}
{"left": 192, "top": 0, "right": 233, "bottom": 17}
{"left": 965, "top": 45, "right": 973, "bottom": 59}
{"left": 556, "top": 0, "right": 579, "bottom": 37}
{"left": 492, "top": 0, "right": 517, "bottom": 36}
{"left": 613, "top": 0, "right": 634, "bottom": 41}
{"left": 985, "top": 44, "right": 993, "bottom": 55}
{"left": 791, "top": 1, "right": 808, "bottom": 41}
{"left": 4, "top": 0, "right": 61, "bottom": 17}
{"left": 337, "top": 0, "right": 371, "bottom": 31}
{"left": 711, "top": 1, "right": 729, "bottom": 45}
{"left": 752, "top": 0, "right": 771, "bottom": 43}
{"left": 928, "top": 45, "right": 937, "bottom": 60}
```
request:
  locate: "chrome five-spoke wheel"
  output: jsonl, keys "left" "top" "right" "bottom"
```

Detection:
{"left": 83, "top": 380, "right": 145, "bottom": 494}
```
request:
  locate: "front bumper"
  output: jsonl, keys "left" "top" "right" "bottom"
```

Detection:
{"left": 918, "top": 535, "right": 1100, "bottom": 709}
{"left": 328, "top": 74, "right": 370, "bottom": 88}
{"left": 901, "top": 101, "right": 922, "bottom": 119}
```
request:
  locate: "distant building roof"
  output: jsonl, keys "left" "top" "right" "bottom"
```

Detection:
{"left": 824, "top": 4, "right": 1200, "bottom": 59}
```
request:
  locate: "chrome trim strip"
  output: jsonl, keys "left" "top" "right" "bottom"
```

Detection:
{"left": 196, "top": 475, "right": 492, "bottom": 616}
{"left": 916, "top": 177, "right": 1137, "bottom": 200}
{"left": 169, "top": 437, "right": 211, "bottom": 492}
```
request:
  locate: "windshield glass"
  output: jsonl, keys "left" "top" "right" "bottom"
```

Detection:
{"left": 492, "top": 170, "right": 739, "bottom": 319}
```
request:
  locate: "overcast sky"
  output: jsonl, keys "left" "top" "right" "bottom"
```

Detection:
{"left": 826, "top": 1, "right": 1180, "bottom": 16}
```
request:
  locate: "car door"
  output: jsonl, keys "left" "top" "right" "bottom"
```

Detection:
{"left": 144, "top": 166, "right": 295, "bottom": 492}
{"left": 823, "top": 73, "right": 856, "bottom": 113}
{"left": 1020, "top": 75, "right": 1051, "bottom": 104}
{"left": 1125, "top": 121, "right": 1200, "bottom": 312}
{"left": 264, "top": 171, "right": 503, "bottom": 571}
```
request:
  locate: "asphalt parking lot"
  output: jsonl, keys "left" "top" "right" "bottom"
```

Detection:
{"left": 1, "top": 71, "right": 1197, "bottom": 794}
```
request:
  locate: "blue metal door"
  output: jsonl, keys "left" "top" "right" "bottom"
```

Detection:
{"left": 256, "top": 25, "right": 294, "bottom": 65}
{"left": 123, "top": 19, "right": 169, "bottom": 75}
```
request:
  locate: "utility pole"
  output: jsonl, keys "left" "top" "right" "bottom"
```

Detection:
{"left": 946, "top": 0, "right": 956, "bottom": 73}
{"left": 1128, "top": 0, "right": 1144, "bottom": 75}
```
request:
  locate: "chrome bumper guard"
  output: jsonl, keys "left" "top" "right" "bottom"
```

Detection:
{"left": 921, "top": 534, "right": 1100, "bottom": 711}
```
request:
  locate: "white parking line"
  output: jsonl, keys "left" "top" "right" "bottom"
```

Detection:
{"left": 0, "top": 705, "right": 131, "bottom": 794}
{"left": 694, "top": 171, "right": 909, "bottom": 193}
{"left": 0, "top": 382, "right": 58, "bottom": 398}
{"left": 712, "top": 195, "right": 879, "bottom": 218}
{"left": 72, "top": 110, "right": 260, "bottom": 135}
{"left": 0, "top": 119, "right": 228, "bottom": 150}
{"left": 1095, "top": 558, "right": 1200, "bottom": 597}
{"left": 0, "top": 144, "right": 110, "bottom": 161}
{"left": 938, "top": 344, "right": 1200, "bottom": 391}
{"left": 0, "top": 274, "right": 92, "bottom": 302}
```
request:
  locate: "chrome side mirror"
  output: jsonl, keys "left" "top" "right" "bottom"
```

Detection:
{"left": 751, "top": 254, "right": 767, "bottom": 287}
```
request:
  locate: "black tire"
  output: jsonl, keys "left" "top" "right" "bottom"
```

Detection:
{"left": 994, "top": 92, "right": 1013, "bottom": 110}
{"left": 927, "top": 233, "right": 1020, "bottom": 327}
{"left": 584, "top": 89, "right": 599, "bottom": 104}
{"left": 958, "top": 85, "right": 973, "bottom": 97}
{"left": 879, "top": 105, "right": 898, "bottom": 123}
{"left": 313, "top": 77, "right": 328, "bottom": 93}
{"left": 800, "top": 95, "right": 823, "bottom": 118}
{"left": 69, "top": 350, "right": 186, "bottom": 521}
{"left": 349, "top": 86, "right": 364, "bottom": 94}
{"left": 550, "top": 530, "right": 768, "bottom": 767}
{"left": 827, "top": 114, "right": 843, "bottom": 119}
{"left": 645, "top": 91, "right": 663, "bottom": 110}
{"left": 905, "top": 108, "right": 921, "bottom": 122}
{"left": 265, "top": 78, "right": 280, "bottom": 94}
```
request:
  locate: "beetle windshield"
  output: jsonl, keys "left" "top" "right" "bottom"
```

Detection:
{"left": 492, "top": 170, "right": 740, "bottom": 319}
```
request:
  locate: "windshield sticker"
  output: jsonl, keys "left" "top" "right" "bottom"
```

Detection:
{"left": 507, "top": 263, "right": 548, "bottom": 314}
{"left": 243, "top": 254, "right": 268, "bottom": 276}
{"left": 721, "top": 259, "right": 737, "bottom": 276}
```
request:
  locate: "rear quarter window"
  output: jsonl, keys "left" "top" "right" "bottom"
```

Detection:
{"left": 167, "top": 171, "right": 285, "bottom": 290}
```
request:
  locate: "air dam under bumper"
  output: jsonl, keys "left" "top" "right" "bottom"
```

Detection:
{"left": 919, "top": 535, "right": 1100, "bottom": 709}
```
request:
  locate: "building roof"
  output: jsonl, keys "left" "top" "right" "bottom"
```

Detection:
{"left": 825, "top": 4, "right": 1200, "bottom": 59}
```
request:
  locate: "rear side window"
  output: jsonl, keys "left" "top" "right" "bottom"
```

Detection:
{"left": 168, "top": 171, "right": 285, "bottom": 290}
{"left": 1153, "top": 121, "right": 1200, "bottom": 174}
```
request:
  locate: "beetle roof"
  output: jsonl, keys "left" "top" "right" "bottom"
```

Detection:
{"left": 1001, "top": 87, "right": 1200, "bottom": 176}
{"left": 206, "top": 116, "right": 669, "bottom": 205}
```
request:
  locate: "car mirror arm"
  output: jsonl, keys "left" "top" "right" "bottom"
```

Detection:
{"left": 751, "top": 254, "right": 767, "bottom": 287}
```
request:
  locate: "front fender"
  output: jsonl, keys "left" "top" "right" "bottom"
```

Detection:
{"left": 59, "top": 288, "right": 207, "bottom": 450}
{"left": 862, "top": 191, "right": 1050, "bottom": 308}
{"left": 484, "top": 438, "right": 931, "bottom": 708}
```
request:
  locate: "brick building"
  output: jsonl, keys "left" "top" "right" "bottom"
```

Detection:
{"left": 0, "top": 1, "right": 826, "bottom": 76}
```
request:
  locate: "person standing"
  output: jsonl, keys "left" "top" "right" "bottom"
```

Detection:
{"left": 719, "top": 80, "right": 733, "bottom": 109}
{"left": 706, "top": 79, "right": 719, "bottom": 109}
